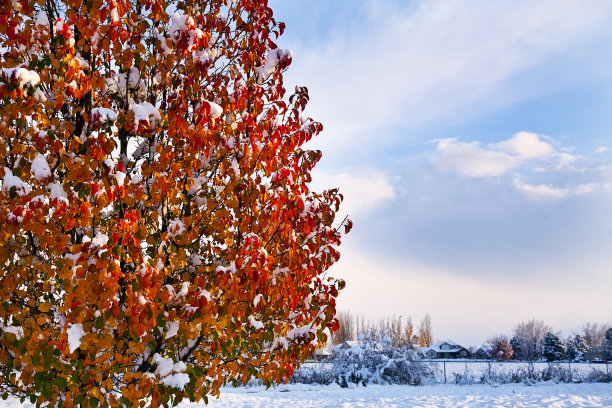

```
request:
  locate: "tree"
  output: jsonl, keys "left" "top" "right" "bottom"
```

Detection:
{"left": 403, "top": 316, "right": 415, "bottom": 348}
{"left": 509, "top": 336, "right": 523, "bottom": 360}
{"left": 512, "top": 319, "right": 552, "bottom": 361}
{"left": 542, "top": 332, "right": 565, "bottom": 361}
{"left": 605, "top": 328, "right": 612, "bottom": 358}
{"left": 333, "top": 311, "right": 355, "bottom": 345}
{"left": 490, "top": 339, "right": 513, "bottom": 361}
{"left": 566, "top": 334, "right": 588, "bottom": 361}
{"left": 581, "top": 322, "right": 610, "bottom": 350}
{"left": 416, "top": 314, "right": 432, "bottom": 347}
{"left": 0, "top": 1, "right": 350, "bottom": 407}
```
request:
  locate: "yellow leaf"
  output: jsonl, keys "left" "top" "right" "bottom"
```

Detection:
{"left": 39, "top": 302, "right": 52, "bottom": 313}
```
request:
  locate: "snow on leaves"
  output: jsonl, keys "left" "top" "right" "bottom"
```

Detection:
{"left": 1, "top": 67, "right": 40, "bottom": 88}
{"left": 0, "top": 1, "right": 349, "bottom": 407}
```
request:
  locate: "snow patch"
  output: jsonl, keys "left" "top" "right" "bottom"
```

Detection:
{"left": 178, "top": 282, "right": 190, "bottom": 297}
{"left": 2, "top": 67, "right": 41, "bottom": 88}
{"left": 188, "top": 176, "right": 207, "bottom": 195}
{"left": 255, "top": 48, "right": 293, "bottom": 81}
{"left": 2, "top": 325, "right": 24, "bottom": 340}
{"left": 161, "top": 373, "right": 190, "bottom": 390}
{"left": 202, "top": 100, "right": 223, "bottom": 118}
{"left": 168, "top": 219, "right": 186, "bottom": 238}
{"left": 169, "top": 13, "right": 205, "bottom": 51}
{"left": 248, "top": 315, "right": 264, "bottom": 330}
{"left": 67, "top": 323, "right": 85, "bottom": 353}
{"left": 165, "top": 321, "right": 180, "bottom": 339}
{"left": 91, "top": 107, "right": 117, "bottom": 125}
{"left": 2, "top": 168, "right": 31, "bottom": 196}
{"left": 48, "top": 182, "right": 68, "bottom": 204}
{"left": 31, "top": 154, "right": 51, "bottom": 181}
{"left": 114, "top": 171, "right": 126, "bottom": 186}
{"left": 131, "top": 102, "right": 161, "bottom": 126}
{"left": 151, "top": 354, "right": 190, "bottom": 389}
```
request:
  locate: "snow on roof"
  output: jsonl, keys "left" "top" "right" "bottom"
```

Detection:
{"left": 475, "top": 342, "right": 493, "bottom": 352}
{"left": 335, "top": 340, "right": 361, "bottom": 352}
{"left": 423, "top": 340, "right": 468, "bottom": 354}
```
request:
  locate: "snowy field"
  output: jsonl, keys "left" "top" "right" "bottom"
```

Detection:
{"left": 193, "top": 383, "right": 612, "bottom": 408}
{"left": 0, "top": 383, "right": 610, "bottom": 408}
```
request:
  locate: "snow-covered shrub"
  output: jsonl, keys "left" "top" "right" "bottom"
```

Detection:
{"left": 582, "top": 368, "right": 611, "bottom": 383}
{"left": 454, "top": 364, "right": 476, "bottom": 385}
{"left": 540, "top": 363, "right": 572, "bottom": 383}
{"left": 291, "top": 365, "right": 335, "bottom": 385}
{"left": 330, "top": 334, "right": 435, "bottom": 387}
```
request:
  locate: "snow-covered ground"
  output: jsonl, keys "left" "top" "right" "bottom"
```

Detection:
{"left": 191, "top": 383, "right": 612, "bottom": 407}
{"left": 1, "top": 383, "right": 609, "bottom": 408}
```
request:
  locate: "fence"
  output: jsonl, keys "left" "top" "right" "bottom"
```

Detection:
{"left": 300, "top": 359, "right": 610, "bottom": 385}
{"left": 419, "top": 359, "right": 610, "bottom": 383}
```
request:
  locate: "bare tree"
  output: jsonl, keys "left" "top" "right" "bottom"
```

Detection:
{"left": 581, "top": 322, "right": 611, "bottom": 349}
{"left": 404, "top": 316, "right": 415, "bottom": 347}
{"left": 512, "top": 319, "right": 553, "bottom": 361}
{"left": 417, "top": 314, "right": 433, "bottom": 347}
{"left": 333, "top": 311, "right": 355, "bottom": 344}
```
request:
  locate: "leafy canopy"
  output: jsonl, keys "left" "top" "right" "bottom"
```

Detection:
{"left": 0, "top": 0, "right": 350, "bottom": 407}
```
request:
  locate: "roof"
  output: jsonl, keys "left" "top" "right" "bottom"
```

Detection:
{"left": 421, "top": 340, "right": 468, "bottom": 354}
{"left": 474, "top": 343, "right": 493, "bottom": 352}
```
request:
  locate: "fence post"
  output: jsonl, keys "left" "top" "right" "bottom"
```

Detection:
{"left": 444, "top": 361, "right": 447, "bottom": 383}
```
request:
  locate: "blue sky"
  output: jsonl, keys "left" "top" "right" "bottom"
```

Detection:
{"left": 270, "top": 0, "right": 612, "bottom": 345}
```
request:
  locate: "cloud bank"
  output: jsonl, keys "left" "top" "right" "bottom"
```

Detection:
{"left": 431, "top": 132, "right": 574, "bottom": 178}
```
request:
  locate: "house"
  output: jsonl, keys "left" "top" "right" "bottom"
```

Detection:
{"left": 419, "top": 340, "right": 470, "bottom": 359}
{"left": 312, "top": 346, "right": 333, "bottom": 362}
{"left": 472, "top": 343, "right": 493, "bottom": 360}
{"left": 336, "top": 340, "right": 359, "bottom": 351}
{"left": 583, "top": 351, "right": 606, "bottom": 362}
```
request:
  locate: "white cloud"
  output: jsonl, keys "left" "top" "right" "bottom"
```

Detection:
{"left": 285, "top": 0, "right": 612, "bottom": 155}
{"left": 431, "top": 132, "right": 573, "bottom": 178}
{"left": 595, "top": 146, "right": 610, "bottom": 153}
{"left": 492, "top": 132, "right": 554, "bottom": 160}
{"left": 513, "top": 180, "right": 570, "bottom": 201}
{"left": 513, "top": 178, "right": 611, "bottom": 202}
{"left": 431, "top": 138, "right": 519, "bottom": 177}
{"left": 310, "top": 169, "right": 395, "bottom": 217}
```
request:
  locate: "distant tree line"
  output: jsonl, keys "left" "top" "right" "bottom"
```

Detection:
{"left": 332, "top": 313, "right": 612, "bottom": 362}
{"left": 332, "top": 312, "right": 433, "bottom": 348}
{"left": 479, "top": 319, "right": 612, "bottom": 362}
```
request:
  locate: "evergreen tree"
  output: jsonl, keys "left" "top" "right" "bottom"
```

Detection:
{"left": 572, "top": 334, "right": 589, "bottom": 360}
{"left": 542, "top": 332, "right": 565, "bottom": 361}
{"left": 565, "top": 337, "right": 578, "bottom": 361}
{"left": 605, "top": 327, "right": 612, "bottom": 354}
{"left": 509, "top": 336, "right": 523, "bottom": 360}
